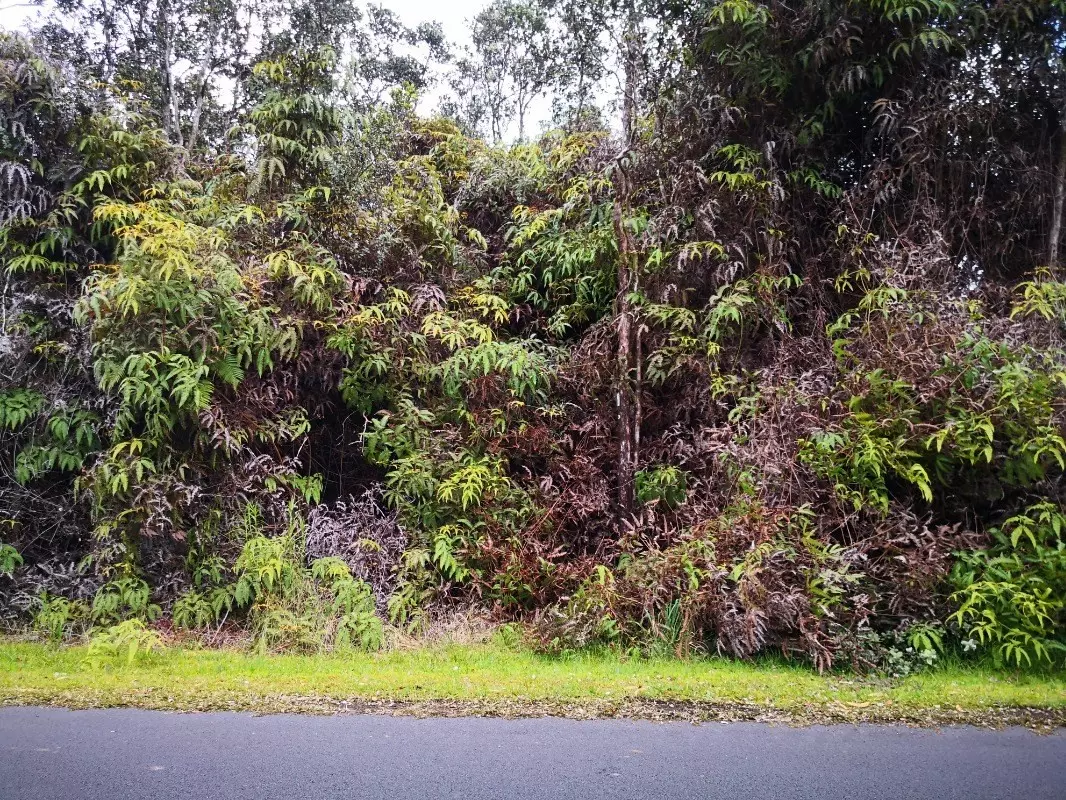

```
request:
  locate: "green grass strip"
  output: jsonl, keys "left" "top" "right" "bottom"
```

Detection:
{"left": 1, "top": 640, "right": 1063, "bottom": 725}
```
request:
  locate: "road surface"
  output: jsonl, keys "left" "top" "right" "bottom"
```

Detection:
{"left": 1, "top": 707, "right": 1063, "bottom": 799}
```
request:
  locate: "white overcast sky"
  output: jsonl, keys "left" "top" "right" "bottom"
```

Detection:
{"left": 386, "top": 0, "right": 485, "bottom": 42}
{"left": 0, "top": 0, "right": 486, "bottom": 41}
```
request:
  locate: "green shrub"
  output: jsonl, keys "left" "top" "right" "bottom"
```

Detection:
{"left": 0, "top": 544, "right": 22, "bottom": 577}
{"left": 950, "top": 504, "right": 1066, "bottom": 667}
{"left": 87, "top": 619, "right": 165, "bottom": 665}
{"left": 635, "top": 466, "right": 688, "bottom": 509}
{"left": 34, "top": 594, "right": 90, "bottom": 642}
{"left": 91, "top": 577, "right": 162, "bottom": 625}
{"left": 172, "top": 589, "right": 225, "bottom": 630}
{"left": 227, "top": 522, "right": 384, "bottom": 653}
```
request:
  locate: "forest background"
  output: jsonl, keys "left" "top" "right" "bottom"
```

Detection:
{"left": 1, "top": 0, "right": 1065, "bottom": 677}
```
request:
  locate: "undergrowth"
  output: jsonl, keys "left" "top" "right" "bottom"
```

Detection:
{"left": 3, "top": 0, "right": 1066, "bottom": 675}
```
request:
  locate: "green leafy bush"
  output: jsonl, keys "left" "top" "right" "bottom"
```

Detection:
{"left": 0, "top": 544, "right": 22, "bottom": 577}
{"left": 951, "top": 504, "right": 1066, "bottom": 667}
{"left": 87, "top": 620, "right": 165, "bottom": 666}
{"left": 172, "top": 590, "right": 225, "bottom": 630}
{"left": 635, "top": 466, "right": 688, "bottom": 509}
{"left": 226, "top": 521, "right": 384, "bottom": 653}
{"left": 91, "top": 577, "right": 162, "bottom": 626}
{"left": 34, "top": 594, "right": 90, "bottom": 642}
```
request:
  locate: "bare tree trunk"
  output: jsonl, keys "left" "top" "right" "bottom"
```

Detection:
{"left": 1050, "top": 113, "right": 1066, "bottom": 269}
{"left": 158, "top": 1, "right": 182, "bottom": 147}
{"left": 100, "top": 0, "right": 115, "bottom": 84}
{"left": 612, "top": 7, "right": 643, "bottom": 514}
{"left": 612, "top": 169, "right": 638, "bottom": 513}
{"left": 490, "top": 82, "right": 505, "bottom": 144}
{"left": 574, "top": 70, "right": 586, "bottom": 129}
{"left": 169, "top": 59, "right": 184, "bottom": 148}
{"left": 620, "top": 7, "right": 641, "bottom": 144}
{"left": 635, "top": 318, "right": 642, "bottom": 458}
{"left": 187, "top": 80, "right": 208, "bottom": 155}
{"left": 186, "top": 23, "right": 218, "bottom": 155}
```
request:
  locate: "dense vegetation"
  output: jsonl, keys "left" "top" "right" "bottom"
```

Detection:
{"left": 1, "top": 0, "right": 1065, "bottom": 674}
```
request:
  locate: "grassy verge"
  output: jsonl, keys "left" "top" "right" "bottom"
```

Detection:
{"left": 1, "top": 639, "right": 1064, "bottom": 727}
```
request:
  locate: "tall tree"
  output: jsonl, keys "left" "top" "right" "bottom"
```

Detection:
{"left": 541, "top": 0, "right": 608, "bottom": 130}
{"left": 343, "top": 6, "right": 448, "bottom": 110}
{"left": 454, "top": 0, "right": 556, "bottom": 142}
{"left": 36, "top": 0, "right": 448, "bottom": 151}
{"left": 1044, "top": 16, "right": 1066, "bottom": 268}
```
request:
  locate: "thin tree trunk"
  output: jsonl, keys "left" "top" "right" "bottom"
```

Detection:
{"left": 620, "top": 7, "right": 641, "bottom": 143}
{"left": 491, "top": 84, "right": 505, "bottom": 144}
{"left": 169, "top": 60, "right": 184, "bottom": 148}
{"left": 100, "top": 0, "right": 114, "bottom": 83}
{"left": 159, "top": 17, "right": 177, "bottom": 143}
{"left": 187, "top": 80, "right": 208, "bottom": 155}
{"left": 612, "top": 8, "right": 642, "bottom": 514}
{"left": 574, "top": 71, "right": 585, "bottom": 129}
{"left": 187, "top": 24, "right": 218, "bottom": 155}
{"left": 635, "top": 318, "right": 642, "bottom": 457}
{"left": 1049, "top": 113, "right": 1066, "bottom": 269}
{"left": 612, "top": 173, "right": 638, "bottom": 513}
{"left": 157, "top": 0, "right": 183, "bottom": 148}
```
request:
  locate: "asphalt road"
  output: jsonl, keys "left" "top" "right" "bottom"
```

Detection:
{"left": 1, "top": 707, "right": 1064, "bottom": 800}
